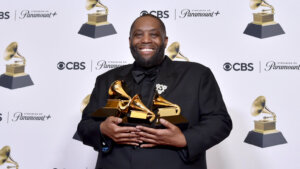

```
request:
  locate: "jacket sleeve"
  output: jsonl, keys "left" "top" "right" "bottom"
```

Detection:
{"left": 77, "top": 76, "right": 113, "bottom": 152}
{"left": 180, "top": 68, "right": 232, "bottom": 162}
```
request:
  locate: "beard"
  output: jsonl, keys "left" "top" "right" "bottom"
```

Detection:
{"left": 130, "top": 42, "right": 166, "bottom": 68}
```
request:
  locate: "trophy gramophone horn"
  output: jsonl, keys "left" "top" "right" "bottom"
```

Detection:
{"left": 80, "top": 94, "right": 91, "bottom": 112}
{"left": 250, "top": 0, "right": 274, "bottom": 13}
{"left": 108, "top": 80, "right": 132, "bottom": 113}
{"left": 86, "top": 0, "right": 108, "bottom": 14}
{"left": 0, "top": 146, "right": 19, "bottom": 169}
{"left": 153, "top": 94, "right": 181, "bottom": 115}
{"left": 108, "top": 80, "right": 131, "bottom": 100}
{"left": 251, "top": 96, "right": 276, "bottom": 121}
{"left": 129, "top": 95, "right": 156, "bottom": 122}
{"left": 4, "top": 42, "right": 26, "bottom": 65}
{"left": 166, "top": 42, "right": 189, "bottom": 61}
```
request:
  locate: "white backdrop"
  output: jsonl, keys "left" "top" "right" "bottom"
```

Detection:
{"left": 0, "top": 0, "right": 299, "bottom": 169}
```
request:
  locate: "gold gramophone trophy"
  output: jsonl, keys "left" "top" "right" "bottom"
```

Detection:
{"left": 91, "top": 80, "right": 188, "bottom": 129}
{"left": 92, "top": 80, "right": 156, "bottom": 125}
{"left": 0, "top": 146, "right": 19, "bottom": 169}
{"left": 152, "top": 92, "right": 188, "bottom": 129}
{"left": 244, "top": 96, "right": 287, "bottom": 147}
{"left": 244, "top": 0, "right": 285, "bottom": 38}
{"left": 78, "top": 0, "right": 117, "bottom": 38}
{"left": 0, "top": 42, "right": 33, "bottom": 89}
{"left": 92, "top": 80, "right": 132, "bottom": 118}
{"left": 166, "top": 42, "right": 189, "bottom": 61}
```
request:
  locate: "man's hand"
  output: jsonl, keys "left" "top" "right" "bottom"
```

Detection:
{"left": 136, "top": 118, "right": 187, "bottom": 148}
{"left": 100, "top": 116, "right": 142, "bottom": 146}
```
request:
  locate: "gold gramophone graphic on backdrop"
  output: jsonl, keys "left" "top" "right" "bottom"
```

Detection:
{"left": 244, "top": 0, "right": 285, "bottom": 38}
{"left": 166, "top": 42, "right": 189, "bottom": 61}
{"left": 73, "top": 94, "right": 92, "bottom": 141}
{"left": 80, "top": 94, "right": 91, "bottom": 113}
{"left": 0, "top": 42, "right": 34, "bottom": 89}
{"left": 78, "top": 0, "right": 117, "bottom": 38}
{"left": 0, "top": 146, "right": 19, "bottom": 169}
{"left": 91, "top": 80, "right": 188, "bottom": 129}
{"left": 244, "top": 96, "right": 287, "bottom": 148}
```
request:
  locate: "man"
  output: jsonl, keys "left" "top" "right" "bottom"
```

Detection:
{"left": 77, "top": 14, "right": 232, "bottom": 169}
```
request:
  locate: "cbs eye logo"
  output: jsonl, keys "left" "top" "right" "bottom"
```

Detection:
{"left": 223, "top": 62, "right": 232, "bottom": 71}
{"left": 223, "top": 62, "right": 254, "bottom": 71}
{"left": 57, "top": 61, "right": 86, "bottom": 70}
{"left": 140, "top": 10, "right": 169, "bottom": 18}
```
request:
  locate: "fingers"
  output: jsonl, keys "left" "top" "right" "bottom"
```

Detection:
{"left": 114, "top": 137, "right": 142, "bottom": 144}
{"left": 138, "top": 137, "right": 158, "bottom": 145}
{"left": 118, "top": 142, "right": 140, "bottom": 146}
{"left": 159, "top": 118, "right": 175, "bottom": 129}
{"left": 108, "top": 116, "right": 122, "bottom": 124}
{"left": 137, "top": 130, "right": 157, "bottom": 140}
{"left": 115, "top": 126, "right": 139, "bottom": 133}
{"left": 136, "top": 125, "right": 158, "bottom": 135}
{"left": 140, "top": 143, "right": 157, "bottom": 148}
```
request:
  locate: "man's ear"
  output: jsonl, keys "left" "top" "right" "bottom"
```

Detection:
{"left": 164, "top": 36, "right": 168, "bottom": 48}
{"left": 129, "top": 37, "right": 131, "bottom": 47}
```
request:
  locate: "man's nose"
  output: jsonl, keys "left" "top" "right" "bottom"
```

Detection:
{"left": 141, "top": 34, "right": 151, "bottom": 43}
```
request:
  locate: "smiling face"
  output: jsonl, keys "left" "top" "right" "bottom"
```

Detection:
{"left": 129, "top": 15, "right": 168, "bottom": 68}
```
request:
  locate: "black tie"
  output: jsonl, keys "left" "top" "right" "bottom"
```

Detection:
{"left": 132, "top": 68, "right": 158, "bottom": 84}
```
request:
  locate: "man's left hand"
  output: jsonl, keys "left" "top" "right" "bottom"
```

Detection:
{"left": 136, "top": 118, "right": 187, "bottom": 148}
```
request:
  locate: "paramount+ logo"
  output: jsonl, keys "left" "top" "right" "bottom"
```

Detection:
{"left": 223, "top": 62, "right": 254, "bottom": 71}
{"left": 0, "top": 11, "right": 10, "bottom": 19}
{"left": 57, "top": 61, "right": 86, "bottom": 70}
{"left": 140, "top": 10, "right": 169, "bottom": 19}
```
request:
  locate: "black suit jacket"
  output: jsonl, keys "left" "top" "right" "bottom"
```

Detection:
{"left": 77, "top": 57, "right": 232, "bottom": 169}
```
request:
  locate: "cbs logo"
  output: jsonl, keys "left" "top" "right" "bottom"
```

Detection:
{"left": 140, "top": 10, "right": 169, "bottom": 18}
{"left": 57, "top": 62, "right": 86, "bottom": 70}
{"left": 0, "top": 11, "right": 10, "bottom": 19}
{"left": 223, "top": 62, "right": 254, "bottom": 71}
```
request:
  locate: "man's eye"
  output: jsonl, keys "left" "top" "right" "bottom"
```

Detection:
{"left": 134, "top": 33, "right": 143, "bottom": 37}
{"left": 151, "top": 34, "right": 158, "bottom": 37}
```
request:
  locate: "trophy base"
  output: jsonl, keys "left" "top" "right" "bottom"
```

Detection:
{"left": 243, "top": 23, "right": 285, "bottom": 39}
{"left": 90, "top": 108, "right": 119, "bottom": 119}
{"left": 120, "top": 115, "right": 189, "bottom": 130}
{"left": 0, "top": 74, "right": 33, "bottom": 89}
{"left": 244, "top": 130, "right": 287, "bottom": 148}
{"left": 78, "top": 23, "right": 117, "bottom": 38}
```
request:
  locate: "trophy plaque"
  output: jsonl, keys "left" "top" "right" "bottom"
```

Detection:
{"left": 244, "top": 96, "right": 287, "bottom": 148}
{"left": 0, "top": 146, "right": 19, "bottom": 169}
{"left": 91, "top": 80, "right": 189, "bottom": 129}
{"left": 0, "top": 42, "right": 34, "bottom": 89}
{"left": 244, "top": 0, "right": 285, "bottom": 38}
{"left": 166, "top": 42, "right": 189, "bottom": 61}
{"left": 78, "top": 0, "right": 117, "bottom": 38}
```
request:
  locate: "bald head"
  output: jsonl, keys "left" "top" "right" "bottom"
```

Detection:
{"left": 129, "top": 14, "right": 166, "bottom": 38}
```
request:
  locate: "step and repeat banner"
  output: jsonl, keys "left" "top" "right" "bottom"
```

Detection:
{"left": 0, "top": 0, "right": 299, "bottom": 169}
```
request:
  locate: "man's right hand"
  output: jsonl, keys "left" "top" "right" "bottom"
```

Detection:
{"left": 100, "top": 116, "right": 142, "bottom": 146}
